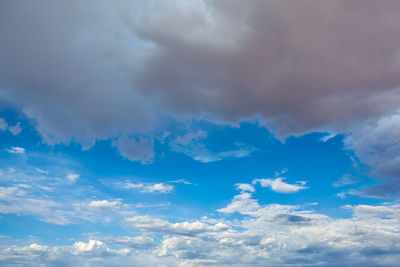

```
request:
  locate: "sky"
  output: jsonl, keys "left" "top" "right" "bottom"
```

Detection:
{"left": 0, "top": 1, "right": 400, "bottom": 266}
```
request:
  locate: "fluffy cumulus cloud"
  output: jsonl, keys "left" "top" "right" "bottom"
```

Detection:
{"left": 1, "top": 189, "right": 399, "bottom": 266}
{"left": 253, "top": 177, "right": 308, "bottom": 193}
{"left": 2, "top": 0, "right": 400, "bottom": 192}
{"left": 235, "top": 183, "right": 255, "bottom": 193}
{"left": 0, "top": 167, "right": 399, "bottom": 266}
{"left": 126, "top": 215, "right": 229, "bottom": 236}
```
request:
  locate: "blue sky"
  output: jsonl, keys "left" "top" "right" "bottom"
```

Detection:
{"left": 1, "top": 1, "right": 400, "bottom": 266}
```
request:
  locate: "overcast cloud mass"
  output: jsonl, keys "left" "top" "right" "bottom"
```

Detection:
{"left": 1, "top": 1, "right": 400, "bottom": 266}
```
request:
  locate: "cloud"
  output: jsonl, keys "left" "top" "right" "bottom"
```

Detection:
{"left": 0, "top": 182, "right": 134, "bottom": 225}
{"left": 99, "top": 236, "right": 155, "bottom": 249}
{"left": 235, "top": 183, "right": 255, "bottom": 192}
{"left": 88, "top": 200, "right": 122, "bottom": 209}
{"left": 332, "top": 174, "right": 359, "bottom": 187}
{"left": 1, "top": 0, "right": 400, "bottom": 192}
{"left": 114, "top": 136, "right": 155, "bottom": 164}
{"left": 66, "top": 173, "right": 80, "bottom": 182}
{"left": 0, "top": 118, "right": 22, "bottom": 135}
{"left": 6, "top": 147, "right": 25, "bottom": 154}
{"left": 253, "top": 177, "right": 308, "bottom": 193}
{"left": 0, "top": 241, "right": 133, "bottom": 266}
{"left": 126, "top": 215, "right": 229, "bottom": 236}
{"left": 0, "top": 186, "right": 68, "bottom": 224}
{"left": 124, "top": 182, "right": 173, "bottom": 194}
{"left": 8, "top": 123, "right": 22, "bottom": 135}
{"left": 1, "top": 187, "right": 400, "bottom": 266}
{"left": 217, "top": 192, "right": 261, "bottom": 215}
{"left": 168, "top": 179, "right": 194, "bottom": 185}
{"left": 0, "top": 0, "right": 161, "bottom": 145}
{"left": 141, "top": 183, "right": 173, "bottom": 194}
{"left": 344, "top": 113, "right": 400, "bottom": 197}
{"left": 73, "top": 240, "right": 107, "bottom": 254}
{"left": 133, "top": 0, "right": 400, "bottom": 133}
{"left": 170, "top": 130, "right": 255, "bottom": 163}
{"left": 0, "top": 118, "right": 7, "bottom": 131}
{"left": 35, "top": 168, "right": 48, "bottom": 175}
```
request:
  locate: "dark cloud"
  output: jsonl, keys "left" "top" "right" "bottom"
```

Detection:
{"left": 1, "top": 1, "right": 400, "bottom": 193}
{"left": 0, "top": 0, "right": 160, "bottom": 144}
{"left": 133, "top": 0, "right": 400, "bottom": 134}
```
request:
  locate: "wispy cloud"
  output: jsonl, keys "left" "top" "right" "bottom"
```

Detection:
{"left": 36, "top": 168, "right": 48, "bottom": 175}
{"left": 124, "top": 182, "right": 173, "bottom": 194}
{"left": 167, "top": 179, "right": 194, "bottom": 185}
{"left": 6, "top": 147, "right": 25, "bottom": 154}
{"left": 170, "top": 130, "right": 255, "bottom": 163}
{"left": 333, "top": 174, "right": 359, "bottom": 187}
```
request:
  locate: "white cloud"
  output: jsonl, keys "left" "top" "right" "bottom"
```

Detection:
{"left": 36, "top": 168, "right": 48, "bottom": 175}
{"left": 73, "top": 240, "right": 107, "bottom": 254}
{"left": 124, "top": 182, "right": 173, "bottom": 194}
{"left": 0, "top": 186, "right": 66, "bottom": 224}
{"left": 320, "top": 133, "right": 337, "bottom": 142}
{"left": 0, "top": 189, "right": 400, "bottom": 266}
{"left": 124, "top": 183, "right": 144, "bottom": 189}
{"left": 142, "top": 183, "right": 173, "bottom": 194}
{"left": 235, "top": 183, "right": 255, "bottom": 192}
{"left": 217, "top": 192, "right": 260, "bottom": 215}
{"left": 66, "top": 173, "right": 80, "bottom": 182}
{"left": 253, "top": 177, "right": 308, "bottom": 193}
{"left": 126, "top": 215, "right": 229, "bottom": 236}
{"left": 0, "top": 182, "right": 134, "bottom": 225}
{"left": 88, "top": 200, "right": 122, "bottom": 209}
{"left": 6, "top": 147, "right": 25, "bottom": 154}
{"left": 168, "top": 179, "right": 194, "bottom": 185}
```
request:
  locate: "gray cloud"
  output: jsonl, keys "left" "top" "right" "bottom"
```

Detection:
{"left": 132, "top": 0, "right": 400, "bottom": 134}
{"left": 114, "top": 136, "right": 155, "bottom": 164}
{"left": 0, "top": 0, "right": 160, "bottom": 144}
{"left": 2, "top": 1, "right": 400, "bottom": 193}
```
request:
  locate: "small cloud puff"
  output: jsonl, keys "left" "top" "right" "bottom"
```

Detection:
{"left": 235, "top": 183, "right": 255, "bottom": 192}
{"left": 66, "top": 173, "right": 80, "bottom": 182}
{"left": 253, "top": 177, "right": 308, "bottom": 193}
{"left": 124, "top": 182, "right": 173, "bottom": 194}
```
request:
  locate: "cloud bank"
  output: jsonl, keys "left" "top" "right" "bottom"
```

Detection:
{"left": 1, "top": 189, "right": 399, "bottom": 267}
{"left": 2, "top": 1, "right": 400, "bottom": 192}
